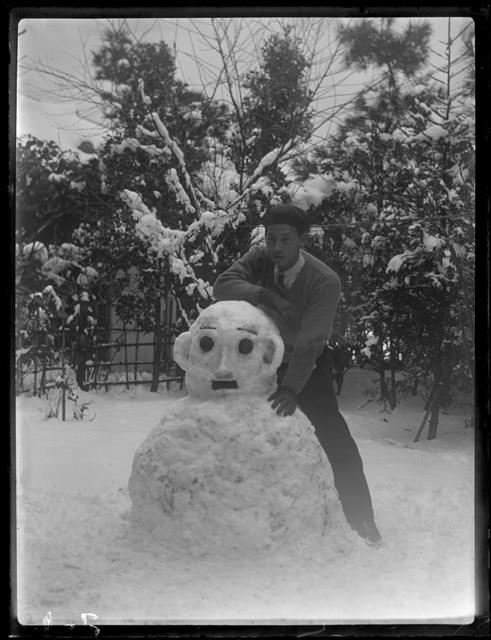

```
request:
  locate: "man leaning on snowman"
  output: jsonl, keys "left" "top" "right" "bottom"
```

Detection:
{"left": 213, "top": 203, "right": 382, "bottom": 546}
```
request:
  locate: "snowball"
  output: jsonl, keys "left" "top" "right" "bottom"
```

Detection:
{"left": 128, "top": 301, "right": 351, "bottom": 555}
{"left": 128, "top": 395, "right": 349, "bottom": 556}
{"left": 173, "top": 301, "right": 284, "bottom": 399}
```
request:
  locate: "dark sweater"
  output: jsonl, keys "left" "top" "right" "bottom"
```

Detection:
{"left": 213, "top": 245, "right": 341, "bottom": 394}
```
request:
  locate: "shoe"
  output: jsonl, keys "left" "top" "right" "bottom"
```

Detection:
{"left": 354, "top": 520, "right": 382, "bottom": 546}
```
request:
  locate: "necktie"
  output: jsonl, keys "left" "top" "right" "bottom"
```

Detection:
{"left": 277, "top": 272, "right": 286, "bottom": 291}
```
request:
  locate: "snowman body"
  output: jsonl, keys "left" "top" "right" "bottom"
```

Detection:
{"left": 128, "top": 301, "right": 350, "bottom": 554}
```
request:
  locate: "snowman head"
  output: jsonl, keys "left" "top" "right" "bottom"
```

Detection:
{"left": 173, "top": 301, "right": 284, "bottom": 398}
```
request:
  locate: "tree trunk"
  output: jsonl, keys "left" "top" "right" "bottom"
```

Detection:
{"left": 75, "top": 298, "right": 89, "bottom": 391}
{"left": 39, "top": 356, "right": 47, "bottom": 396}
{"left": 378, "top": 366, "right": 391, "bottom": 411}
{"left": 122, "top": 320, "right": 129, "bottom": 390}
{"left": 440, "top": 363, "right": 453, "bottom": 410}
{"left": 414, "top": 382, "right": 437, "bottom": 443}
{"left": 389, "top": 364, "right": 397, "bottom": 409}
{"left": 427, "top": 391, "right": 441, "bottom": 440}
{"left": 427, "top": 365, "right": 443, "bottom": 440}
{"left": 378, "top": 366, "right": 386, "bottom": 399}
{"left": 151, "top": 297, "right": 163, "bottom": 393}
{"left": 388, "top": 338, "right": 398, "bottom": 409}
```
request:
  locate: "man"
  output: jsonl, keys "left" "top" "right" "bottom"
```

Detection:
{"left": 213, "top": 204, "right": 382, "bottom": 545}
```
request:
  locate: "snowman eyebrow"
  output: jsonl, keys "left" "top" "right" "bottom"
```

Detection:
{"left": 199, "top": 325, "right": 216, "bottom": 330}
{"left": 237, "top": 327, "right": 258, "bottom": 335}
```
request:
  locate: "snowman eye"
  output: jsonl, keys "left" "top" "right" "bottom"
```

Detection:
{"left": 238, "top": 338, "right": 254, "bottom": 354}
{"left": 199, "top": 336, "right": 214, "bottom": 352}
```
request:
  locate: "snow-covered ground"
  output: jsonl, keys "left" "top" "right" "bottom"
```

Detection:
{"left": 15, "top": 369, "right": 475, "bottom": 626}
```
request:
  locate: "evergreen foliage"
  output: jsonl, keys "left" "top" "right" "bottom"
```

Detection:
{"left": 16, "top": 18, "right": 475, "bottom": 431}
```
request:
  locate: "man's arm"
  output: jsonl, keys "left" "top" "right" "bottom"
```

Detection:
{"left": 280, "top": 274, "right": 341, "bottom": 396}
{"left": 213, "top": 245, "right": 265, "bottom": 304}
{"left": 213, "top": 246, "right": 294, "bottom": 321}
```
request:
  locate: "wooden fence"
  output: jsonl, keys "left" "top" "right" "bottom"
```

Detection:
{"left": 16, "top": 322, "right": 185, "bottom": 396}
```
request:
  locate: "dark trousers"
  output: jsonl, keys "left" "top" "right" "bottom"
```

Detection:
{"left": 277, "top": 348, "right": 375, "bottom": 528}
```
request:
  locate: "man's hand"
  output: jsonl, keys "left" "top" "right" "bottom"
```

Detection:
{"left": 268, "top": 386, "right": 297, "bottom": 417}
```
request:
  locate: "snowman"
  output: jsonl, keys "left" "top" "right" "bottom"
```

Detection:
{"left": 128, "top": 300, "right": 352, "bottom": 555}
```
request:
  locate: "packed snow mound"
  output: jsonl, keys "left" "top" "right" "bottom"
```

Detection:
{"left": 172, "top": 300, "right": 285, "bottom": 398}
{"left": 129, "top": 301, "right": 351, "bottom": 555}
{"left": 128, "top": 395, "right": 350, "bottom": 555}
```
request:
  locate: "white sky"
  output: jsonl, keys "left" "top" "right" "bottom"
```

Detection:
{"left": 15, "top": 16, "right": 472, "bottom": 152}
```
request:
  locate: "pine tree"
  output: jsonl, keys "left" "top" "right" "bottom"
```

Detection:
{"left": 299, "top": 18, "right": 474, "bottom": 430}
{"left": 338, "top": 18, "right": 432, "bottom": 90}
{"left": 236, "top": 26, "right": 314, "bottom": 177}
{"left": 91, "top": 23, "right": 233, "bottom": 231}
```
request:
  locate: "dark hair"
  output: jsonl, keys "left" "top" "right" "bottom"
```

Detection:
{"left": 262, "top": 204, "right": 310, "bottom": 236}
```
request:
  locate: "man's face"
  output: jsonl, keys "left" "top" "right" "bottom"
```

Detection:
{"left": 265, "top": 224, "right": 303, "bottom": 271}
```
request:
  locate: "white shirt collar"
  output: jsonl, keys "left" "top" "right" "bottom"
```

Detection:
{"left": 274, "top": 252, "right": 305, "bottom": 289}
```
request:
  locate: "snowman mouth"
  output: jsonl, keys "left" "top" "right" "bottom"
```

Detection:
{"left": 211, "top": 380, "right": 238, "bottom": 390}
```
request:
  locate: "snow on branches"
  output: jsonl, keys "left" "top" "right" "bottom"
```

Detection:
{"left": 242, "top": 142, "right": 294, "bottom": 193}
{"left": 287, "top": 174, "right": 336, "bottom": 211}
{"left": 148, "top": 112, "right": 199, "bottom": 214}
{"left": 22, "top": 242, "right": 49, "bottom": 263}
{"left": 118, "top": 189, "right": 213, "bottom": 304}
{"left": 165, "top": 168, "right": 195, "bottom": 215}
{"left": 110, "top": 137, "right": 170, "bottom": 159}
{"left": 120, "top": 188, "right": 186, "bottom": 256}
{"left": 186, "top": 210, "right": 245, "bottom": 242}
